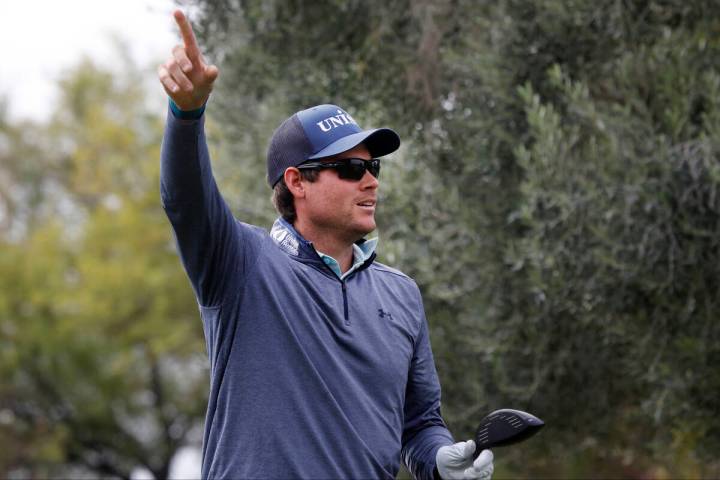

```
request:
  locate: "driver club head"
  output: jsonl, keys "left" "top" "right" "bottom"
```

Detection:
{"left": 473, "top": 408, "right": 545, "bottom": 459}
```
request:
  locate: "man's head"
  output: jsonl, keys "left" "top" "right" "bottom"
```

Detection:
{"left": 267, "top": 105, "right": 400, "bottom": 234}
{"left": 282, "top": 142, "right": 381, "bottom": 242}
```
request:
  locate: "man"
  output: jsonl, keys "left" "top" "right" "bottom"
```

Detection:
{"left": 158, "top": 9, "right": 494, "bottom": 480}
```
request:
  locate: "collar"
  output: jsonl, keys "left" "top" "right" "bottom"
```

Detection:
{"left": 269, "top": 218, "right": 377, "bottom": 278}
{"left": 317, "top": 238, "right": 378, "bottom": 280}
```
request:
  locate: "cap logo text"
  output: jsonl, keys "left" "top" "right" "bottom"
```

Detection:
{"left": 316, "top": 110, "right": 358, "bottom": 133}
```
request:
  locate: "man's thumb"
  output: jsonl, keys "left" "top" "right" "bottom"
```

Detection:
{"left": 463, "top": 440, "right": 477, "bottom": 459}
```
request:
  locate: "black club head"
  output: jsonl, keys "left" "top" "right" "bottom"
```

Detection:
{"left": 473, "top": 409, "right": 545, "bottom": 459}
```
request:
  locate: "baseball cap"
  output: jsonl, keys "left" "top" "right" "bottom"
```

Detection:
{"left": 266, "top": 104, "right": 401, "bottom": 187}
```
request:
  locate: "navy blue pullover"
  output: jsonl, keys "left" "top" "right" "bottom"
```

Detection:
{"left": 160, "top": 110, "right": 454, "bottom": 479}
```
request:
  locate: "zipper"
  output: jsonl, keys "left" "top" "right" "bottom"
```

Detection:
{"left": 308, "top": 245, "right": 360, "bottom": 326}
{"left": 311, "top": 248, "right": 351, "bottom": 325}
{"left": 341, "top": 280, "right": 349, "bottom": 325}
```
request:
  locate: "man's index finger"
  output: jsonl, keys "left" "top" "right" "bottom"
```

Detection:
{"left": 173, "top": 10, "right": 200, "bottom": 59}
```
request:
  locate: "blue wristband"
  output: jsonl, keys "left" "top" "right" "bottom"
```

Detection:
{"left": 169, "top": 99, "right": 206, "bottom": 120}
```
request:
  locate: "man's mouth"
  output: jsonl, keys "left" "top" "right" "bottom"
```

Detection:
{"left": 357, "top": 200, "right": 376, "bottom": 208}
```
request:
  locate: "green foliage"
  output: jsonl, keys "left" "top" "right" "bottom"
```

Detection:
{"left": 3, "top": 1, "right": 718, "bottom": 477}
{"left": 0, "top": 52, "right": 206, "bottom": 478}
{"left": 191, "top": 0, "right": 720, "bottom": 477}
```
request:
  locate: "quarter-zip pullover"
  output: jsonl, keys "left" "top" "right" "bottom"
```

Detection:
{"left": 160, "top": 110, "right": 454, "bottom": 480}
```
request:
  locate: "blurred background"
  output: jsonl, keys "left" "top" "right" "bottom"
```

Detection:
{"left": 2, "top": 0, "right": 720, "bottom": 478}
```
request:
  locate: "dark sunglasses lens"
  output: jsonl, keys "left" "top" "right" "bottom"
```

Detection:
{"left": 368, "top": 160, "right": 380, "bottom": 178}
{"left": 337, "top": 159, "right": 380, "bottom": 180}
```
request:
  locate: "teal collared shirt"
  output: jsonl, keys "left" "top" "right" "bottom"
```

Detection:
{"left": 316, "top": 238, "right": 378, "bottom": 280}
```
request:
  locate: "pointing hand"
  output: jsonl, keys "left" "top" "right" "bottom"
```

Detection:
{"left": 157, "top": 10, "right": 219, "bottom": 111}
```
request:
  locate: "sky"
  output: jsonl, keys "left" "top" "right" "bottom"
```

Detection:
{"left": 2, "top": 1, "right": 203, "bottom": 476}
{"left": 1, "top": 0, "right": 180, "bottom": 122}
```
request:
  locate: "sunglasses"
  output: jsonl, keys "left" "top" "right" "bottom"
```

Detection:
{"left": 297, "top": 158, "right": 381, "bottom": 181}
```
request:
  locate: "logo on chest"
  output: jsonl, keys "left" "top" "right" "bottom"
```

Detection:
{"left": 378, "top": 308, "right": 394, "bottom": 320}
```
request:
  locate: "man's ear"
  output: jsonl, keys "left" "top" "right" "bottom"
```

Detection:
{"left": 284, "top": 167, "right": 306, "bottom": 199}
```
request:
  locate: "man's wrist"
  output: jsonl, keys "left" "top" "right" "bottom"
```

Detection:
{"left": 169, "top": 98, "right": 206, "bottom": 119}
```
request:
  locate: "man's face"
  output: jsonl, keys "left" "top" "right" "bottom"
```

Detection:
{"left": 299, "top": 143, "right": 379, "bottom": 243}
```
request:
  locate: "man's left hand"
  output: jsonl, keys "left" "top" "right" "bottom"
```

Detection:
{"left": 436, "top": 440, "right": 494, "bottom": 480}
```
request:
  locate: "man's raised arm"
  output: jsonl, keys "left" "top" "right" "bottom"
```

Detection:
{"left": 158, "top": 11, "right": 258, "bottom": 309}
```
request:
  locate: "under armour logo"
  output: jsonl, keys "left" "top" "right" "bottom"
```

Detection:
{"left": 378, "top": 309, "right": 393, "bottom": 320}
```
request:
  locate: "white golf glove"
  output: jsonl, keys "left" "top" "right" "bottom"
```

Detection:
{"left": 436, "top": 440, "right": 494, "bottom": 480}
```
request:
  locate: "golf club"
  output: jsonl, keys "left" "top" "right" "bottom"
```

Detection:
{"left": 473, "top": 408, "right": 545, "bottom": 459}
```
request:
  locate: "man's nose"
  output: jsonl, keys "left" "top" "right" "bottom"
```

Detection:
{"left": 360, "top": 169, "right": 379, "bottom": 189}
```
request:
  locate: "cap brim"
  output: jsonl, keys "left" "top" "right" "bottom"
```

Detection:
{"left": 308, "top": 128, "right": 400, "bottom": 160}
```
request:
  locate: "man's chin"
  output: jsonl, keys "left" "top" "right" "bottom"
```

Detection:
{"left": 350, "top": 220, "right": 376, "bottom": 241}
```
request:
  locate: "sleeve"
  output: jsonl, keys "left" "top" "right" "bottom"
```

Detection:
{"left": 401, "top": 289, "right": 455, "bottom": 480}
{"left": 160, "top": 107, "right": 261, "bottom": 307}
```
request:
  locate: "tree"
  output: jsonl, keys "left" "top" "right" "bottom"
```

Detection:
{"left": 0, "top": 51, "right": 207, "bottom": 479}
{"left": 189, "top": 0, "right": 720, "bottom": 477}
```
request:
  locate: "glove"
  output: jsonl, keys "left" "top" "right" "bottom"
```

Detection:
{"left": 436, "top": 440, "right": 494, "bottom": 480}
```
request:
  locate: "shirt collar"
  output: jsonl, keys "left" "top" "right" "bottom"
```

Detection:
{"left": 270, "top": 217, "right": 377, "bottom": 279}
{"left": 317, "top": 237, "right": 378, "bottom": 280}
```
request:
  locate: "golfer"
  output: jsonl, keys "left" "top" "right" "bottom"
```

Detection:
{"left": 158, "top": 10, "right": 494, "bottom": 480}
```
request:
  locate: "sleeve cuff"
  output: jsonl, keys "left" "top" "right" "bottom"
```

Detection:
{"left": 169, "top": 99, "right": 206, "bottom": 120}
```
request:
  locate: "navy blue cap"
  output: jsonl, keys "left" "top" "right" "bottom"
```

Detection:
{"left": 266, "top": 104, "right": 400, "bottom": 187}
